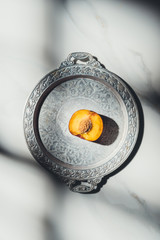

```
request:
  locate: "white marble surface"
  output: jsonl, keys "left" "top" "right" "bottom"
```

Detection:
{"left": 0, "top": 0, "right": 160, "bottom": 240}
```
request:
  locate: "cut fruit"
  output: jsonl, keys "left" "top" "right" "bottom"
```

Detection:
{"left": 69, "top": 109, "right": 103, "bottom": 141}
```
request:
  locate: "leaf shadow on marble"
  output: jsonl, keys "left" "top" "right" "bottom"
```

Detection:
{"left": 0, "top": 145, "right": 38, "bottom": 168}
{"left": 142, "top": 89, "right": 160, "bottom": 113}
{"left": 128, "top": 0, "right": 160, "bottom": 14}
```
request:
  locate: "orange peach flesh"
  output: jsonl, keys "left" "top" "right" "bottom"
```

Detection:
{"left": 69, "top": 109, "right": 103, "bottom": 141}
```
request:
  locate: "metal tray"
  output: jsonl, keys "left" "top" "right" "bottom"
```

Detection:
{"left": 24, "top": 52, "right": 139, "bottom": 193}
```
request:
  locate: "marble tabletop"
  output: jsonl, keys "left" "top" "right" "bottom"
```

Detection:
{"left": 0, "top": 0, "right": 160, "bottom": 240}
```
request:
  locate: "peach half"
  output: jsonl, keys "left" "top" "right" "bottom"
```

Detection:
{"left": 69, "top": 109, "right": 103, "bottom": 141}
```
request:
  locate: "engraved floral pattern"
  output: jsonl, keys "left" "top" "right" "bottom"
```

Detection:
{"left": 39, "top": 78, "right": 123, "bottom": 166}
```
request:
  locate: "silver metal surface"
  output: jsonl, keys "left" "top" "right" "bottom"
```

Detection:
{"left": 24, "top": 52, "right": 139, "bottom": 193}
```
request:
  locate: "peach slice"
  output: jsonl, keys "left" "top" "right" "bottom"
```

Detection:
{"left": 69, "top": 109, "right": 103, "bottom": 141}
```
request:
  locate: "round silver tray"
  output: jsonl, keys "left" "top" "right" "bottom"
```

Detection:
{"left": 24, "top": 52, "right": 139, "bottom": 193}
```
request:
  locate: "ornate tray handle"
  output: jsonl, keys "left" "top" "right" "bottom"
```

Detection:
{"left": 67, "top": 52, "right": 93, "bottom": 64}
{"left": 60, "top": 52, "right": 103, "bottom": 68}
{"left": 64, "top": 178, "right": 102, "bottom": 193}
